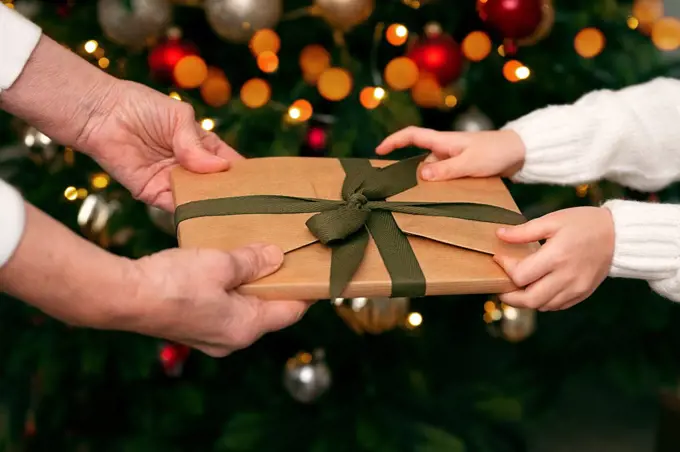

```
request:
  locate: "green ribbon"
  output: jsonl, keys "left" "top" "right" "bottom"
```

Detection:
{"left": 174, "top": 155, "right": 526, "bottom": 298}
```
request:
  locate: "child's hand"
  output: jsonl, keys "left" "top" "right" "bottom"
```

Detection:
{"left": 494, "top": 207, "right": 615, "bottom": 311}
{"left": 376, "top": 127, "right": 526, "bottom": 181}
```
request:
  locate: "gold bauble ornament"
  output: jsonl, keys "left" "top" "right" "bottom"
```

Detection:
{"left": 484, "top": 299, "right": 536, "bottom": 342}
{"left": 313, "top": 0, "right": 375, "bottom": 31}
{"left": 97, "top": 0, "right": 173, "bottom": 48}
{"left": 205, "top": 0, "right": 283, "bottom": 43}
{"left": 332, "top": 297, "right": 410, "bottom": 334}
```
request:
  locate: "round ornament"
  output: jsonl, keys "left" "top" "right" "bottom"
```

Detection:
{"left": 159, "top": 342, "right": 191, "bottom": 377}
{"left": 478, "top": 0, "right": 543, "bottom": 54}
{"left": 205, "top": 0, "right": 282, "bottom": 43}
{"left": 23, "top": 126, "right": 57, "bottom": 162}
{"left": 147, "top": 205, "right": 176, "bottom": 235}
{"left": 97, "top": 0, "right": 173, "bottom": 48}
{"left": 148, "top": 38, "right": 198, "bottom": 82}
{"left": 313, "top": 0, "right": 375, "bottom": 31}
{"left": 484, "top": 299, "right": 535, "bottom": 342}
{"left": 407, "top": 33, "right": 464, "bottom": 87}
{"left": 283, "top": 349, "right": 331, "bottom": 403}
{"left": 453, "top": 108, "right": 493, "bottom": 132}
{"left": 332, "top": 297, "right": 410, "bottom": 334}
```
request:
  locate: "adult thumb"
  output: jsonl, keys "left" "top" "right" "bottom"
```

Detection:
{"left": 174, "top": 122, "right": 230, "bottom": 173}
{"left": 221, "top": 244, "right": 285, "bottom": 289}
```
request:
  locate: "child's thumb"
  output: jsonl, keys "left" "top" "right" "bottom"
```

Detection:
{"left": 420, "top": 157, "right": 468, "bottom": 181}
{"left": 497, "top": 217, "right": 554, "bottom": 244}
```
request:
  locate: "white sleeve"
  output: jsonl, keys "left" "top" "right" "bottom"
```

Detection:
{"left": 0, "top": 4, "right": 42, "bottom": 93}
{"left": 0, "top": 179, "right": 26, "bottom": 267}
{"left": 503, "top": 77, "right": 680, "bottom": 192}
{"left": 603, "top": 199, "right": 680, "bottom": 303}
{"left": 0, "top": 5, "right": 41, "bottom": 267}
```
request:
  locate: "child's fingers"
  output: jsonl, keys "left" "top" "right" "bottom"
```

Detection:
{"left": 420, "top": 155, "right": 469, "bottom": 180}
{"left": 496, "top": 216, "right": 557, "bottom": 244}
{"left": 494, "top": 248, "right": 553, "bottom": 288}
{"left": 375, "top": 127, "right": 465, "bottom": 156}
{"left": 499, "top": 272, "right": 565, "bottom": 310}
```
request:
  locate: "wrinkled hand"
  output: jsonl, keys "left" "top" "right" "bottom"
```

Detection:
{"left": 493, "top": 207, "right": 615, "bottom": 311}
{"left": 125, "top": 244, "right": 309, "bottom": 357}
{"left": 81, "top": 80, "right": 240, "bottom": 211}
{"left": 376, "top": 126, "right": 526, "bottom": 181}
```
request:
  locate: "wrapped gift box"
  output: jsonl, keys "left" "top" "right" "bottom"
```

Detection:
{"left": 171, "top": 155, "right": 538, "bottom": 300}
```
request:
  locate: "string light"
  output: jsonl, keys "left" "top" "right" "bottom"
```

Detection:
{"left": 64, "top": 186, "right": 78, "bottom": 201}
{"left": 200, "top": 73, "right": 231, "bottom": 107}
{"left": 257, "top": 51, "right": 279, "bottom": 73}
{"left": 574, "top": 28, "right": 605, "bottom": 58}
{"left": 497, "top": 45, "right": 506, "bottom": 56}
{"left": 360, "top": 87, "right": 382, "bottom": 109}
{"left": 287, "top": 100, "right": 313, "bottom": 122}
{"left": 627, "top": 16, "right": 640, "bottom": 29}
{"left": 384, "top": 57, "right": 419, "bottom": 91}
{"left": 98, "top": 58, "right": 110, "bottom": 69}
{"left": 652, "top": 17, "right": 680, "bottom": 51}
{"left": 503, "top": 60, "right": 529, "bottom": 82}
{"left": 300, "top": 45, "right": 331, "bottom": 84}
{"left": 169, "top": 92, "right": 182, "bottom": 101}
{"left": 249, "top": 29, "right": 280, "bottom": 56}
{"left": 240, "top": 78, "right": 271, "bottom": 108}
{"left": 77, "top": 188, "right": 88, "bottom": 200}
{"left": 407, "top": 312, "right": 423, "bottom": 327}
{"left": 318, "top": 68, "right": 353, "bottom": 101}
{"left": 444, "top": 94, "right": 458, "bottom": 108}
{"left": 84, "top": 40, "right": 98, "bottom": 53}
{"left": 462, "top": 31, "right": 492, "bottom": 62}
{"left": 411, "top": 74, "right": 442, "bottom": 108}
{"left": 91, "top": 173, "right": 110, "bottom": 190}
{"left": 576, "top": 184, "right": 589, "bottom": 197}
{"left": 173, "top": 55, "right": 208, "bottom": 89}
{"left": 386, "top": 24, "right": 409, "bottom": 46}
{"left": 632, "top": 0, "right": 664, "bottom": 33}
{"left": 200, "top": 118, "right": 216, "bottom": 131}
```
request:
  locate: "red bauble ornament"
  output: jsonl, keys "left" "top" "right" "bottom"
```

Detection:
{"left": 479, "top": 0, "right": 543, "bottom": 54}
{"left": 306, "top": 126, "right": 327, "bottom": 151}
{"left": 159, "top": 342, "right": 191, "bottom": 377}
{"left": 406, "top": 34, "right": 463, "bottom": 87}
{"left": 148, "top": 38, "right": 198, "bottom": 82}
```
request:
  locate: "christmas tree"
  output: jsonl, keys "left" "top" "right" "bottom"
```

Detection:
{"left": 2, "top": 0, "right": 680, "bottom": 450}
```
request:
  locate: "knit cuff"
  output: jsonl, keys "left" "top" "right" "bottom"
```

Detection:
{"left": 0, "top": 179, "right": 26, "bottom": 268}
{"left": 603, "top": 200, "right": 680, "bottom": 282}
{"left": 502, "top": 106, "right": 597, "bottom": 185}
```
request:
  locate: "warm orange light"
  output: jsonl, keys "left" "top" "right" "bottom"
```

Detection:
{"left": 503, "top": 60, "right": 523, "bottom": 82}
{"left": 318, "top": 68, "right": 353, "bottom": 101}
{"left": 288, "top": 99, "right": 313, "bottom": 121}
{"left": 300, "top": 45, "right": 331, "bottom": 84}
{"left": 652, "top": 17, "right": 680, "bottom": 51}
{"left": 386, "top": 23, "right": 409, "bottom": 46}
{"left": 240, "top": 78, "right": 271, "bottom": 108}
{"left": 359, "top": 87, "right": 381, "bottom": 109}
{"left": 173, "top": 55, "right": 208, "bottom": 89}
{"left": 462, "top": 31, "right": 492, "bottom": 62}
{"left": 200, "top": 74, "right": 231, "bottom": 107}
{"left": 257, "top": 51, "right": 279, "bottom": 73}
{"left": 574, "top": 28, "right": 605, "bottom": 58}
{"left": 384, "top": 57, "right": 419, "bottom": 91}
{"left": 632, "top": 0, "right": 664, "bottom": 32}
{"left": 249, "top": 29, "right": 280, "bottom": 56}
{"left": 411, "top": 74, "right": 442, "bottom": 108}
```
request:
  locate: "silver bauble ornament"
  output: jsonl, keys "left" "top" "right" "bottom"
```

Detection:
{"left": 453, "top": 108, "right": 494, "bottom": 132}
{"left": 484, "top": 299, "right": 535, "bottom": 342}
{"left": 13, "top": 0, "right": 42, "bottom": 19}
{"left": 147, "top": 205, "right": 175, "bottom": 235}
{"left": 332, "top": 297, "right": 410, "bottom": 334}
{"left": 23, "top": 126, "right": 57, "bottom": 161}
{"left": 205, "top": 0, "right": 282, "bottom": 43}
{"left": 77, "top": 194, "right": 121, "bottom": 242}
{"left": 283, "top": 349, "right": 331, "bottom": 403}
{"left": 97, "top": 0, "right": 173, "bottom": 48}
{"left": 313, "top": 0, "right": 374, "bottom": 31}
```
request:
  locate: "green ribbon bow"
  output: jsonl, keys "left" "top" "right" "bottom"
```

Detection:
{"left": 174, "top": 154, "right": 526, "bottom": 299}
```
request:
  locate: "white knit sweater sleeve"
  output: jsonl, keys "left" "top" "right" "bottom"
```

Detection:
{"left": 503, "top": 77, "right": 680, "bottom": 302}
{"left": 0, "top": 6, "right": 41, "bottom": 267}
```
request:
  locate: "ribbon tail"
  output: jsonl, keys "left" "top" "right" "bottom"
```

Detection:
{"left": 329, "top": 227, "right": 370, "bottom": 299}
{"left": 367, "top": 211, "right": 426, "bottom": 298}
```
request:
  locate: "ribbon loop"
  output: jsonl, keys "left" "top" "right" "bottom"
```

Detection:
{"left": 306, "top": 207, "right": 371, "bottom": 245}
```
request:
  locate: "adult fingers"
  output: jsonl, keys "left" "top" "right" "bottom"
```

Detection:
{"left": 257, "top": 299, "right": 312, "bottom": 333}
{"left": 219, "top": 244, "right": 285, "bottom": 289}
{"left": 198, "top": 127, "right": 244, "bottom": 162}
